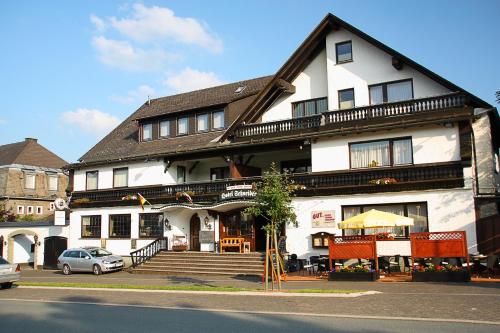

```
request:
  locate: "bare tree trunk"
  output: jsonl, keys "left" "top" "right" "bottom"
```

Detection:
{"left": 273, "top": 224, "right": 282, "bottom": 290}
{"left": 265, "top": 231, "right": 269, "bottom": 292}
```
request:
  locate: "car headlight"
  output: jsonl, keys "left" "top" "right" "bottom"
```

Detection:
{"left": 102, "top": 261, "right": 111, "bottom": 264}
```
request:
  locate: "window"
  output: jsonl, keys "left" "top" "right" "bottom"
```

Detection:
{"left": 86, "top": 171, "right": 98, "bottom": 190}
{"left": 336, "top": 41, "right": 352, "bottom": 63}
{"left": 342, "top": 203, "right": 428, "bottom": 238}
{"left": 109, "top": 214, "right": 131, "bottom": 238}
{"left": 160, "top": 120, "right": 170, "bottom": 138}
{"left": 210, "top": 167, "right": 230, "bottom": 180}
{"left": 142, "top": 123, "right": 153, "bottom": 141}
{"left": 27, "top": 206, "right": 33, "bottom": 214}
{"left": 177, "top": 166, "right": 186, "bottom": 183}
{"left": 48, "top": 175, "right": 58, "bottom": 191}
{"left": 113, "top": 168, "right": 128, "bottom": 188}
{"left": 292, "top": 97, "right": 328, "bottom": 118}
{"left": 369, "top": 79, "right": 413, "bottom": 104}
{"left": 49, "top": 202, "right": 55, "bottom": 211}
{"left": 213, "top": 111, "right": 225, "bottom": 129}
{"left": 197, "top": 114, "right": 209, "bottom": 132}
{"left": 338, "top": 89, "right": 355, "bottom": 109}
{"left": 17, "top": 206, "right": 24, "bottom": 214}
{"left": 177, "top": 117, "right": 188, "bottom": 135}
{"left": 281, "top": 159, "right": 312, "bottom": 174}
{"left": 350, "top": 137, "right": 413, "bottom": 169}
{"left": 139, "top": 213, "right": 164, "bottom": 238}
{"left": 81, "top": 215, "right": 101, "bottom": 238}
{"left": 36, "top": 206, "right": 43, "bottom": 215}
{"left": 25, "top": 173, "right": 35, "bottom": 189}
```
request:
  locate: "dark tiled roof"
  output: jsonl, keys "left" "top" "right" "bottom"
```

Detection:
{"left": 0, "top": 139, "right": 67, "bottom": 169}
{"left": 133, "top": 76, "right": 273, "bottom": 121}
{"left": 77, "top": 76, "right": 272, "bottom": 165}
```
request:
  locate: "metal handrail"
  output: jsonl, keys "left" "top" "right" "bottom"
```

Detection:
{"left": 130, "top": 237, "right": 168, "bottom": 268}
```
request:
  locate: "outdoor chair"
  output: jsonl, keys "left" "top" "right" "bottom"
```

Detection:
{"left": 287, "top": 254, "right": 300, "bottom": 273}
{"left": 486, "top": 255, "right": 499, "bottom": 275}
{"left": 309, "top": 256, "right": 324, "bottom": 274}
{"left": 389, "top": 255, "right": 401, "bottom": 273}
{"left": 402, "top": 256, "right": 411, "bottom": 272}
{"left": 320, "top": 255, "right": 330, "bottom": 272}
{"left": 303, "top": 258, "right": 316, "bottom": 275}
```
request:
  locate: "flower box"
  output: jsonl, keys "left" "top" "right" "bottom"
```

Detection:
{"left": 172, "top": 245, "right": 188, "bottom": 252}
{"left": 412, "top": 271, "right": 470, "bottom": 282}
{"left": 328, "top": 271, "right": 379, "bottom": 281}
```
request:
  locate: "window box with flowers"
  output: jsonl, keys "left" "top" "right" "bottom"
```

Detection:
{"left": 328, "top": 265, "right": 379, "bottom": 281}
{"left": 376, "top": 232, "right": 396, "bottom": 240}
{"left": 412, "top": 264, "right": 470, "bottom": 282}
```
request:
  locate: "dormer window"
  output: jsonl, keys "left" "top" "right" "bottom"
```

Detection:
{"left": 177, "top": 117, "right": 188, "bottom": 136}
{"left": 159, "top": 120, "right": 170, "bottom": 138}
{"left": 197, "top": 114, "right": 209, "bottom": 132}
{"left": 212, "top": 111, "right": 224, "bottom": 129}
{"left": 142, "top": 123, "right": 153, "bottom": 141}
{"left": 336, "top": 41, "right": 352, "bottom": 63}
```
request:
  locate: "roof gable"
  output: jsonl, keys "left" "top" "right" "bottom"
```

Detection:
{"left": 0, "top": 139, "right": 67, "bottom": 169}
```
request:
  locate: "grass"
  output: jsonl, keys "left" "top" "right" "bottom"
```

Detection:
{"left": 16, "top": 281, "right": 361, "bottom": 294}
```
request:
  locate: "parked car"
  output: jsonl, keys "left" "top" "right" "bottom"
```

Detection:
{"left": 0, "top": 257, "right": 21, "bottom": 289}
{"left": 57, "top": 247, "right": 124, "bottom": 275}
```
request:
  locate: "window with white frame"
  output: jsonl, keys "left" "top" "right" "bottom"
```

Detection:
{"left": 177, "top": 117, "right": 188, "bottom": 135}
{"left": 349, "top": 137, "right": 413, "bottom": 169}
{"left": 24, "top": 173, "right": 36, "bottom": 189}
{"left": 36, "top": 206, "right": 43, "bottom": 215}
{"left": 17, "top": 206, "right": 24, "bottom": 214}
{"left": 197, "top": 114, "right": 209, "bottom": 132}
{"left": 212, "top": 111, "right": 224, "bottom": 129}
{"left": 27, "top": 206, "right": 34, "bottom": 214}
{"left": 142, "top": 123, "right": 153, "bottom": 141}
{"left": 159, "top": 120, "right": 170, "bottom": 138}
{"left": 48, "top": 175, "right": 58, "bottom": 191}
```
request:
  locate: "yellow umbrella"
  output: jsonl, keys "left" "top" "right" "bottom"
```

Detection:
{"left": 337, "top": 209, "right": 414, "bottom": 229}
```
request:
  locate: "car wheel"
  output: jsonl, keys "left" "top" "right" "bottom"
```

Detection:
{"left": 93, "top": 264, "right": 102, "bottom": 275}
{"left": 1, "top": 282, "right": 13, "bottom": 289}
{"left": 62, "top": 264, "right": 71, "bottom": 275}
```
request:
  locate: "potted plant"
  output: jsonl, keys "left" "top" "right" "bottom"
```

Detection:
{"left": 376, "top": 232, "right": 396, "bottom": 240}
{"left": 412, "top": 264, "right": 470, "bottom": 282}
{"left": 329, "top": 265, "right": 379, "bottom": 281}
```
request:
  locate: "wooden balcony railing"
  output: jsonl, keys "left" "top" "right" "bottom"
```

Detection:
{"left": 233, "top": 92, "right": 466, "bottom": 139}
{"left": 70, "top": 162, "right": 464, "bottom": 207}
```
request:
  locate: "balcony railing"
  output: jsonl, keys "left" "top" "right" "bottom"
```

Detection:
{"left": 233, "top": 92, "right": 467, "bottom": 140}
{"left": 70, "top": 161, "right": 464, "bottom": 207}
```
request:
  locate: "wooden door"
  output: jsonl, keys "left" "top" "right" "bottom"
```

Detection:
{"left": 190, "top": 214, "right": 201, "bottom": 251}
{"left": 220, "top": 210, "right": 255, "bottom": 251}
{"left": 43, "top": 236, "right": 67, "bottom": 268}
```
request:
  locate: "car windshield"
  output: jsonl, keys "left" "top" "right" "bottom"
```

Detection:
{"left": 0, "top": 257, "right": 9, "bottom": 265}
{"left": 88, "top": 248, "right": 112, "bottom": 257}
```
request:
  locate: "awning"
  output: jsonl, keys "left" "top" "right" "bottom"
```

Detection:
{"left": 337, "top": 209, "right": 414, "bottom": 229}
{"left": 154, "top": 200, "right": 256, "bottom": 213}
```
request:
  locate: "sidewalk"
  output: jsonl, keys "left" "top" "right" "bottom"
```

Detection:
{"left": 20, "top": 269, "right": 500, "bottom": 294}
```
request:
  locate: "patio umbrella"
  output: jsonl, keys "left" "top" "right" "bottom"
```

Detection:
{"left": 337, "top": 209, "right": 414, "bottom": 229}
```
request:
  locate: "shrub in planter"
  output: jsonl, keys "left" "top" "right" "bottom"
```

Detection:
{"left": 412, "top": 264, "right": 470, "bottom": 282}
{"left": 329, "top": 265, "right": 379, "bottom": 281}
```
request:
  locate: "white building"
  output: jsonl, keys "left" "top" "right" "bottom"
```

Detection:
{"left": 67, "top": 14, "right": 499, "bottom": 267}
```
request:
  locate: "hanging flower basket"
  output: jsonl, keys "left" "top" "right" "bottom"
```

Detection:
{"left": 368, "top": 178, "right": 398, "bottom": 185}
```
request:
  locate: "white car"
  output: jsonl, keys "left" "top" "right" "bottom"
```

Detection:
{"left": 0, "top": 257, "right": 21, "bottom": 289}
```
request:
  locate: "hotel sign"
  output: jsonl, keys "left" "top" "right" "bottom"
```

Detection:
{"left": 220, "top": 184, "right": 257, "bottom": 201}
{"left": 311, "top": 210, "right": 335, "bottom": 228}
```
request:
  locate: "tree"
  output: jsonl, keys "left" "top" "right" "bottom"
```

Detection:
{"left": 496, "top": 91, "right": 500, "bottom": 104}
{"left": 245, "top": 162, "right": 301, "bottom": 291}
{"left": 0, "top": 204, "right": 16, "bottom": 222}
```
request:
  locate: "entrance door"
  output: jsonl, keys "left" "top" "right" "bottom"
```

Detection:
{"left": 0, "top": 236, "right": 3, "bottom": 257}
{"left": 43, "top": 236, "right": 67, "bottom": 269}
{"left": 220, "top": 210, "right": 256, "bottom": 251}
{"left": 190, "top": 214, "right": 201, "bottom": 251}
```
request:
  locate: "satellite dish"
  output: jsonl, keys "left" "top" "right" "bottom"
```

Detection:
{"left": 54, "top": 198, "right": 67, "bottom": 210}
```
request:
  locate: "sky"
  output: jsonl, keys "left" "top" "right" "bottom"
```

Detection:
{"left": 0, "top": 0, "right": 499, "bottom": 163}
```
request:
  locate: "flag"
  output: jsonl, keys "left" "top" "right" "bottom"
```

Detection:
{"left": 177, "top": 191, "right": 193, "bottom": 204}
{"left": 137, "top": 193, "right": 151, "bottom": 211}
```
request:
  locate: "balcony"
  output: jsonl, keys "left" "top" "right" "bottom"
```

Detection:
{"left": 233, "top": 92, "right": 469, "bottom": 141}
{"left": 70, "top": 161, "right": 464, "bottom": 208}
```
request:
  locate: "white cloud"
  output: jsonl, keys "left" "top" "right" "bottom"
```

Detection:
{"left": 164, "top": 67, "right": 225, "bottom": 93}
{"left": 90, "top": 14, "right": 106, "bottom": 32}
{"left": 92, "top": 36, "right": 176, "bottom": 71}
{"left": 61, "top": 108, "right": 120, "bottom": 137}
{"left": 107, "top": 3, "right": 223, "bottom": 53}
{"left": 110, "top": 84, "right": 156, "bottom": 105}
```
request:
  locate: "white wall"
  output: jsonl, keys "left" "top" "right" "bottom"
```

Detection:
{"left": 312, "top": 124, "right": 460, "bottom": 172}
{"left": 286, "top": 188, "right": 477, "bottom": 259}
{"left": 262, "top": 49, "right": 328, "bottom": 122}
{"left": 13, "top": 235, "right": 34, "bottom": 263}
{"left": 73, "top": 160, "right": 176, "bottom": 191}
{"left": 325, "top": 28, "right": 450, "bottom": 110}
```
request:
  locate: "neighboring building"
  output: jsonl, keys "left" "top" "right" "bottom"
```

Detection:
{"left": 0, "top": 138, "right": 69, "bottom": 268}
{"left": 67, "top": 13, "right": 499, "bottom": 264}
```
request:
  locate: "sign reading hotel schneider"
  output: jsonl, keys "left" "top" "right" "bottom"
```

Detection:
{"left": 220, "top": 184, "right": 257, "bottom": 201}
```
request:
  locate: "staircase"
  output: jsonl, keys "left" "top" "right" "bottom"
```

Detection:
{"left": 130, "top": 251, "right": 265, "bottom": 276}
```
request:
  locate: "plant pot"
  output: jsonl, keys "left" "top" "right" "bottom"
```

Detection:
{"left": 412, "top": 271, "right": 470, "bottom": 282}
{"left": 172, "top": 245, "right": 188, "bottom": 252}
{"left": 328, "top": 271, "right": 378, "bottom": 281}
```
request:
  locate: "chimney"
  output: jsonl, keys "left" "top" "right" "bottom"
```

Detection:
{"left": 25, "top": 138, "right": 38, "bottom": 143}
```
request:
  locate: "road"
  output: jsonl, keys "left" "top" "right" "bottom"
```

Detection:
{"left": 1, "top": 284, "right": 499, "bottom": 332}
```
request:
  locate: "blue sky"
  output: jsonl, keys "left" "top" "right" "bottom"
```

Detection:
{"left": 0, "top": 0, "right": 499, "bottom": 163}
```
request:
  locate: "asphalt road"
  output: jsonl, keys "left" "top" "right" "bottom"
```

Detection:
{"left": 0, "top": 298, "right": 498, "bottom": 333}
